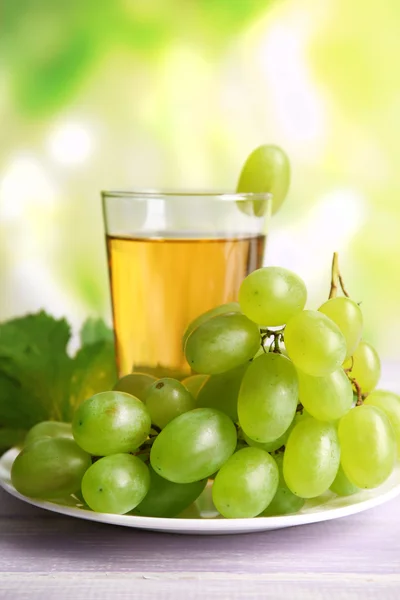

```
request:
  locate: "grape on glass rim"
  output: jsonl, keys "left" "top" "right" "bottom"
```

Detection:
{"left": 236, "top": 144, "right": 291, "bottom": 215}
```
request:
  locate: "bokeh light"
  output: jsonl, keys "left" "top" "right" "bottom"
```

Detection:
{"left": 1, "top": 0, "right": 399, "bottom": 357}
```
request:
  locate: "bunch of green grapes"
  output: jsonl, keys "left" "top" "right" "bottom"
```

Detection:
{"left": 11, "top": 258, "right": 399, "bottom": 520}
{"left": 11, "top": 259, "right": 400, "bottom": 519}
{"left": 9, "top": 145, "right": 400, "bottom": 520}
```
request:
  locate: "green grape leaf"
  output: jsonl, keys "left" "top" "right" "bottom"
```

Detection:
{"left": 68, "top": 339, "right": 117, "bottom": 417}
{"left": 0, "top": 428, "right": 27, "bottom": 455}
{"left": 80, "top": 317, "right": 114, "bottom": 347}
{"left": 0, "top": 312, "right": 73, "bottom": 429}
{"left": 0, "top": 311, "right": 117, "bottom": 452}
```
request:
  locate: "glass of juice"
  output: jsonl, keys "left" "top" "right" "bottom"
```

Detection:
{"left": 102, "top": 190, "right": 271, "bottom": 379}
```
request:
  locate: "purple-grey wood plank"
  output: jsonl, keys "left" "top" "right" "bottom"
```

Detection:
{"left": 0, "top": 486, "right": 400, "bottom": 599}
{"left": 1, "top": 574, "right": 400, "bottom": 600}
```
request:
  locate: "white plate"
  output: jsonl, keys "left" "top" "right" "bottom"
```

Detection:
{"left": 1, "top": 448, "right": 400, "bottom": 535}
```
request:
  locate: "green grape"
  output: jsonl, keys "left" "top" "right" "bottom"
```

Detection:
{"left": 132, "top": 466, "right": 207, "bottom": 517}
{"left": 293, "top": 408, "right": 312, "bottom": 424}
{"left": 177, "top": 504, "right": 202, "bottom": 519}
{"left": 343, "top": 341, "right": 381, "bottom": 393}
{"left": 81, "top": 454, "right": 150, "bottom": 514}
{"left": 212, "top": 447, "right": 279, "bottom": 518}
{"left": 235, "top": 439, "right": 248, "bottom": 453}
{"left": 145, "top": 378, "right": 196, "bottom": 429}
{"left": 113, "top": 372, "right": 157, "bottom": 401}
{"left": 236, "top": 144, "right": 290, "bottom": 215}
{"left": 185, "top": 313, "right": 260, "bottom": 375}
{"left": 297, "top": 368, "right": 353, "bottom": 421}
{"left": 242, "top": 407, "right": 304, "bottom": 451}
{"left": 181, "top": 374, "right": 208, "bottom": 399}
{"left": 243, "top": 431, "right": 286, "bottom": 452}
{"left": 365, "top": 390, "right": 400, "bottom": 457}
{"left": 285, "top": 310, "right": 347, "bottom": 376}
{"left": 24, "top": 421, "right": 73, "bottom": 446}
{"left": 283, "top": 418, "right": 340, "bottom": 498}
{"left": 238, "top": 353, "right": 298, "bottom": 443}
{"left": 182, "top": 302, "right": 241, "bottom": 349}
{"left": 260, "top": 453, "right": 305, "bottom": 516}
{"left": 239, "top": 267, "right": 307, "bottom": 327}
{"left": 150, "top": 408, "right": 237, "bottom": 483}
{"left": 338, "top": 404, "right": 396, "bottom": 489}
{"left": 11, "top": 438, "right": 91, "bottom": 500}
{"left": 252, "top": 346, "right": 264, "bottom": 360}
{"left": 318, "top": 297, "right": 363, "bottom": 360}
{"left": 72, "top": 391, "right": 151, "bottom": 456}
{"left": 254, "top": 407, "right": 309, "bottom": 440}
{"left": 196, "top": 363, "right": 248, "bottom": 421}
{"left": 330, "top": 465, "right": 359, "bottom": 497}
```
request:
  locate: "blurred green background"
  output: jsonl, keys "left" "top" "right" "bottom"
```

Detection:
{"left": 1, "top": 0, "right": 399, "bottom": 358}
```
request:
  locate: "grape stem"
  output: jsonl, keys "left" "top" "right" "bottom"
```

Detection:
{"left": 343, "top": 356, "right": 354, "bottom": 374}
{"left": 260, "top": 328, "right": 285, "bottom": 354}
{"left": 133, "top": 448, "right": 151, "bottom": 456}
{"left": 236, "top": 426, "right": 245, "bottom": 440}
{"left": 142, "top": 436, "right": 157, "bottom": 446}
{"left": 329, "top": 252, "right": 350, "bottom": 299}
{"left": 132, "top": 430, "right": 160, "bottom": 460}
{"left": 349, "top": 376, "right": 364, "bottom": 405}
{"left": 133, "top": 447, "right": 152, "bottom": 465}
{"left": 133, "top": 436, "right": 157, "bottom": 458}
{"left": 343, "top": 357, "right": 366, "bottom": 404}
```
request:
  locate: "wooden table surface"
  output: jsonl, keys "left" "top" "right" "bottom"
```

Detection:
{"left": 0, "top": 487, "right": 399, "bottom": 600}
{"left": 1, "top": 363, "right": 399, "bottom": 600}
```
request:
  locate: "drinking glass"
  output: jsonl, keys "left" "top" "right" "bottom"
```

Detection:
{"left": 102, "top": 190, "right": 271, "bottom": 379}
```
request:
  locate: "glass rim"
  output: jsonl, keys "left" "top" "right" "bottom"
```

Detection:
{"left": 101, "top": 189, "right": 272, "bottom": 203}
